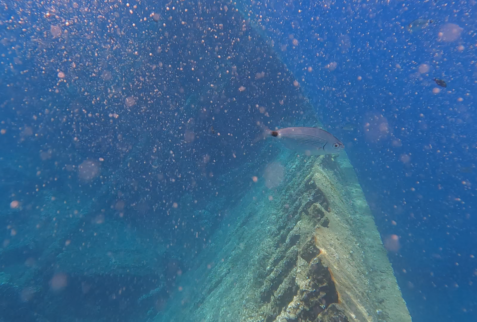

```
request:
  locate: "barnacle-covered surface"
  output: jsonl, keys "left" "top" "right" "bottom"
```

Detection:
{"left": 153, "top": 152, "right": 411, "bottom": 322}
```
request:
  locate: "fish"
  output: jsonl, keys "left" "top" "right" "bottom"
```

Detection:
{"left": 341, "top": 123, "right": 357, "bottom": 131}
{"left": 433, "top": 78, "right": 447, "bottom": 88}
{"left": 459, "top": 167, "right": 473, "bottom": 174}
{"left": 259, "top": 125, "right": 345, "bottom": 156}
{"left": 407, "top": 19, "right": 433, "bottom": 32}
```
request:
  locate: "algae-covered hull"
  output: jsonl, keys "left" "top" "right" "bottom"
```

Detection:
{"left": 0, "top": 0, "right": 412, "bottom": 320}
{"left": 153, "top": 152, "right": 411, "bottom": 322}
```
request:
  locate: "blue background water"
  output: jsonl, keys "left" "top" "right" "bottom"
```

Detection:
{"left": 1, "top": 0, "right": 476, "bottom": 321}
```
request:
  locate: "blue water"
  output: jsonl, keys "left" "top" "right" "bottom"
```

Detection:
{"left": 1, "top": 0, "right": 476, "bottom": 321}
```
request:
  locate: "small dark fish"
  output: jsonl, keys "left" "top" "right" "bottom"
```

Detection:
{"left": 434, "top": 78, "right": 447, "bottom": 88}
{"left": 407, "top": 19, "right": 433, "bottom": 33}
{"left": 210, "top": 126, "right": 215, "bottom": 134}
{"left": 460, "top": 167, "right": 473, "bottom": 174}
{"left": 341, "top": 123, "right": 357, "bottom": 132}
{"left": 260, "top": 125, "right": 344, "bottom": 156}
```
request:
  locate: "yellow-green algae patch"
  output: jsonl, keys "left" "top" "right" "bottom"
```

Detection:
{"left": 153, "top": 153, "right": 411, "bottom": 322}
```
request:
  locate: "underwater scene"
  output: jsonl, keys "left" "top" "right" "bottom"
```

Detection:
{"left": 0, "top": 0, "right": 476, "bottom": 321}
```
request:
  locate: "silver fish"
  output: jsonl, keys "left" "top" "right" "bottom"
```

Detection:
{"left": 265, "top": 127, "right": 345, "bottom": 156}
{"left": 407, "top": 19, "right": 433, "bottom": 32}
